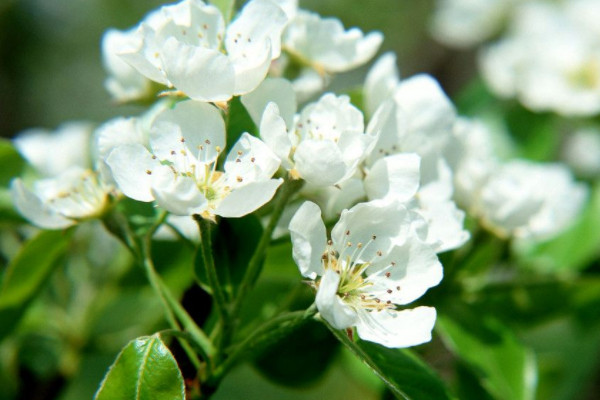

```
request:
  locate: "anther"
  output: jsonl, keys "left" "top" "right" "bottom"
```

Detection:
{"left": 347, "top": 242, "right": 352, "bottom": 247}
{"left": 357, "top": 243, "right": 363, "bottom": 248}
{"left": 372, "top": 235, "right": 377, "bottom": 240}
{"left": 250, "top": 157, "right": 255, "bottom": 162}
{"left": 236, "top": 176, "right": 243, "bottom": 182}
{"left": 375, "top": 298, "right": 381, "bottom": 303}
{"left": 386, "top": 289, "right": 392, "bottom": 294}
{"left": 151, "top": 155, "right": 157, "bottom": 159}
{"left": 180, "top": 137, "right": 185, "bottom": 143}
{"left": 346, "top": 230, "right": 350, "bottom": 235}
{"left": 146, "top": 170, "right": 152, "bottom": 175}
{"left": 237, "top": 150, "right": 243, "bottom": 155}
{"left": 170, "top": 150, "right": 176, "bottom": 155}
{"left": 391, "top": 261, "right": 396, "bottom": 266}
{"left": 236, "top": 159, "right": 241, "bottom": 163}
{"left": 377, "top": 250, "right": 383, "bottom": 256}
{"left": 327, "top": 239, "right": 333, "bottom": 246}
{"left": 205, "top": 139, "right": 211, "bottom": 144}
{"left": 386, "top": 300, "right": 392, "bottom": 304}
{"left": 396, "top": 286, "right": 401, "bottom": 291}
{"left": 215, "top": 146, "right": 222, "bottom": 153}
{"left": 360, "top": 295, "right": 366, "bottom": 300}
{"left": 385, "top": 272, "right": 391, "bottom": 278}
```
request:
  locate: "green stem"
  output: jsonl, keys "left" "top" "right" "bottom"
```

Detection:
{"left": 142, "top": 233, "right": 216, "bottom": 359}
{"left": 194, "top": 215, "right": 229, "bottom": 324}
{"left": 232, "top": 178, "right": 304, "bottom": 316}
{"left": 211, "top": 304, "right": 317, "bottom": 384}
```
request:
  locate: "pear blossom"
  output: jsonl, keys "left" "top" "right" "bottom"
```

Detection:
{"left": 14, "top": 122, "right": 93, "bottom": 176}
{"left": 256, "top": 90, "right": 378, "bottom": 187}
{"left": 102, "top": 28, "right": 154, "bottom": 102}
{"left": 106, "top": 100, "right": 282, "bottom": 219}
{"left": 108, "top": 0, "right": 288, "bottom": 103}
{"left": 282, "top": 10, "right": 382, "bottom": 74}
{"left": 289, "top": 200, "right": 442, "bottom": 348}
{"left": 479, "top": 1, "right": 600, "bottom": 116}
{"left": 11, "top": 167, "right": 113, "bottom": 229}
{"left": 474, "top": 160, "right": 588, "bottom": 240}
{"left": 361, "top": 53, "right": 469, "bottom": 252}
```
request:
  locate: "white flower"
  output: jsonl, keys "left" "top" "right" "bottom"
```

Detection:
{"left": 475, "top": 160, "right": 588, "bottom": 240}
{"left": 101, "top": 28, "right": 154, "bottom": 102}
{"left": 479, "top": 1, "right": 600, "bottom": 116}
{"left": 561, "top": 127, "right": 600, "bottom": 178}
{"left": 361, "top": 55, "right": 469, "bottom": 252}
{"left": 11, "top": 167, "right": 113, "bottom": 229}
{"left": 430, "top": 0, "right": 514, "bottom": 48}
{"left": 14, "top": 122, "right": 93, "bottom": 177}
{"left": 282, "top": 10, "right": 382, "bottom": 74}
{"left": 289, "top": 200, "right": 442, "bottom": 348}
{"left": 256, "top": 91, "right": 377, "bottom": 187}
{"left": 113, "top": 0, "right": 288, "bottom": 102}
{"left": 106, "top": 100, "right": 282, "bottom": 219}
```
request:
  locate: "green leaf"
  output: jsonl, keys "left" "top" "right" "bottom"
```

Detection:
{"left": 327, "top": 324, "right": 452, "bottom": 400}
{"left": 210, "top": 0, "right": 236, "bottom": 22}
{"left": 0, "top": 229, "right": 71, "bottom": 340}
{"left": 94, "top": 335, "right": 185, "bottom": 400}
{"left": 0, "top": 139, "right": 25, "bottom": 187}
{"left": 0, "top": 189, "right": 24, "bottom": 224}
{"left": 437, "top": 310, "right": 537, "bottom": 400}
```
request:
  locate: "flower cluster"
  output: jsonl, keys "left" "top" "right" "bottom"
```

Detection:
{"left": 9, "top": 0, "right": 590, "bottom": 352}
{"left": 432, "top": 0, "right": 600, "bottom": 117}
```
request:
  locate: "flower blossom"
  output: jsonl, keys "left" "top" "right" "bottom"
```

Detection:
{"left": 106, "top": 100, "right": 282, "bottom": 220}
{"left": 480, "top": 1, "right": 600, "bottom": 116}
{"left": 289, "top": 200, "right": 442, "bottom": 348}
{"left": 248, "top": 82, "right": 378, "bottom": 187}
{"left": 11, "top": 167, "right": 113, "bottom": 229}
{"left": 104, "top": 0, "right": 288, "bottom": 103}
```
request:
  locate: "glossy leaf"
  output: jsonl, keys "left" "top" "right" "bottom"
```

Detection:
{"left": 327, "top": 324, "right": 452, "bottom": 400}
{"left": 437, "top": 311, "right": 537, "bottom": 400}
{"left": 94, "top": 335, "right": 185, "bottom": 400}
{"left": 0, "top": 229, "right": 71, "bottom": 340}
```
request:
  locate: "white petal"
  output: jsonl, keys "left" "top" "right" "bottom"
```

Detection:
{"left": 367, "top": 237, "right": 443, "bottom": 305}
{"left": 241, "top": 78, "right": 297, "bottom": 129}
{"left": 316, "top": 269, "right": 358, "bottom": 329}
{"left": 14, "top": 122, "right": 92, "bottom": 176}
{"left": 364, "top": 52, "right": 399, "bottom": 117}
{"left": 95, "top": 117, "right": 145, "bottom": 159}
{"left": 231, "top": 40, "right": 273, "bottom": 95}
{"left": 417, "top": 199, "right": 470, "bottom": 253}
{"left": 394, "top": 74, "right": 455, "bottom": 147}
{"left": 119, "top": 24, "right": 169, "bottom": 85}
{"left": 258, "top": 102, "right": 293, "bottom": 164}
{"left": 151, "top": 173, "right": 208, "bottom": 216}
{"left": 224, "top": 133, "right": 281, "bottom": 182}
{"left": 152, "top": 100, "right": 226, "bottom": 164}
{"left": 225, "top": 0, "right": 288, "bottom": 59}
{"left": 289, "top": 201, "right": 327, "bottom": 279}
{"left": 294, "top": 140, "right": 347, "bottom": 186}
{"left": 160, "top": 38, "right": 235, "bottom": 102}
{"left": 364, "top": 153, "right": 421, "bottom": 202}
{"left": 355, "top": 306, "right": 436, "bottom": 348}
{"left": 10, "top": 179, "right": 74, "bottom": 229}
{"left": 106, "top": 144, "right": 161, "bottom": 202}
{"left": 215, "top": 178, "right": 282, "bottom": 218}
{"left": 331, "top": 200, "right": 409, "bottom": 262}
